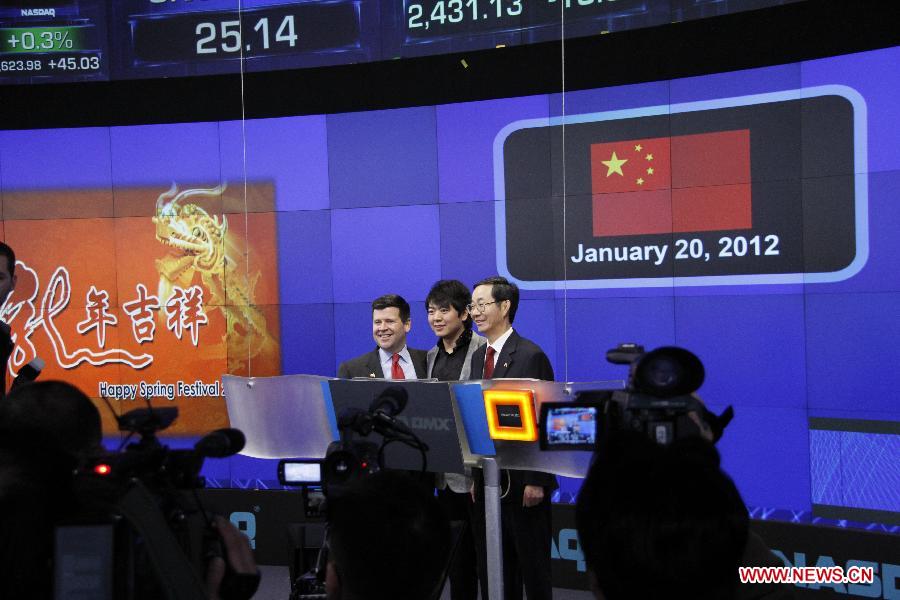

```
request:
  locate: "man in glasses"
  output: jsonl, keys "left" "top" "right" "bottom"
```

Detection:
{"left": 338, "top": 294, "right": 427, "bottom": 379}
{"left": 468, "top": 276, "right": 557, "bottom": 600}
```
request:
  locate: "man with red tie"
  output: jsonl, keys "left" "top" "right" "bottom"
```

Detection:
{"left": 337, "top": 294, "right": 427, "bottom": 379}
{"left": 468, "top": 276, "right": 557, "bottom": 600}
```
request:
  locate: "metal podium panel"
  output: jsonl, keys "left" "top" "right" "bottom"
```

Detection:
{"left": 451, "top": 382, "right": 496, "bottom": 459}
{"left": 470, "top": 379, "right": 625, "bottom": 479}
{"left": 328, "top": 380, "right": 465, "bottom": 474}
{"left": 222, "top": 373, "right": 624, "bottom": 477}
{"left": 222, "top": 374, "right": 337, "bottom": 459}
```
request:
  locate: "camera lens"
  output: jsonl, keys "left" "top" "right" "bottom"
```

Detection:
{"left": 632, "top": 347, "right": 704, "bottom": 397}
{"left": 644, "top": 356, "right": 681, "bottom": 388}
{"left": 324, "top": 449, "right": 358, "bottom": 488}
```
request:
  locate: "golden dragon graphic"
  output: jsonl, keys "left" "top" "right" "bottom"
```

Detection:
{"left": 152, "top": 183, "right": 277, "bottom": 373}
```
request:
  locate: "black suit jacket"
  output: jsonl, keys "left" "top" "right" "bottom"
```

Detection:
{"left": 470, "top": 330, "right": 559, "bottom": 498}
{"left": 470, "top": 330, "right": 554, "bottom": 382}
{"left": 337, "top": 347, "right": 428, "bottom": 379}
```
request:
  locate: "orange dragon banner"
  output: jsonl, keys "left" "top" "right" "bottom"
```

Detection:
{"left": 1, "top": 182, "right": 281, "bottom": 435}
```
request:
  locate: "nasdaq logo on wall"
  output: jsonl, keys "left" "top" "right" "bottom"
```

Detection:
{"left": 230, "top": 511, "right": 257, "bottom": 550}
{"left": 493, "top": 86, "right": 868, "bottom": 289}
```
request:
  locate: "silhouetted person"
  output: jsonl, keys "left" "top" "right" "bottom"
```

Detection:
{"left": 1, "top": 380, "right": 259, "bottom": 599}
{"left": 325, "top": 470, "right": 452, "bottom": 600}
{"left": 0, "top": 241, "right": 17, "bottom": 307}
{"left": 576, "top": 431, "right": 795, "bottom": 599}
{"left": 0, "top": 240, "right": 19, "bottom": 398}
{"left": 0, "top": 430, "right": 77, "bottom": 599}
{"left": 0, "top": 380, "right": 103, "bottom": 459}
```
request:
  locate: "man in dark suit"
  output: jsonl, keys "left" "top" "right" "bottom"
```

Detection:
{"left": 0, "top": 241, "right": 16, "bottom": 307}
{"left": 468, "top": 276, "right": 557, "bottom": 600}
{"left": 337, "top": 294, "right": 427, "bottom": 379}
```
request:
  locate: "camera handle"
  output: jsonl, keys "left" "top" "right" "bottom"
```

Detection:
{"left": 114, "top": 480, "right": 208, "bottom": 600}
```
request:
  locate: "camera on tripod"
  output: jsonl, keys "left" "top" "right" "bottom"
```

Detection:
{"left": 278, "top": 386, "right": 430, "bottom": 600}
{"left": 279, "top": 386, "right": 429, "bottom": 498}
{"left": 539, "top": 343, "right": 734, "bottom": 451}
{"left": 82, "top": 406, "right": 245, "bottom": 485}
{"left": 57, "top": 403, "right": 251, "bottom": 600}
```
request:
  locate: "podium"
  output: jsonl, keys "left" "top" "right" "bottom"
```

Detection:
{"left": 222, "top": 374, "right": 623, "bottom": 599}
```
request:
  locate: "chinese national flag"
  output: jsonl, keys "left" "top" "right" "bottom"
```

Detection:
{"left": 591, "top": 129, "right": 752, "bottom": 237}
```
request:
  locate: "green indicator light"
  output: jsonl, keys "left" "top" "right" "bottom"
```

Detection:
{"left": 0, "top": 26, "right": 88, "bottom": 53}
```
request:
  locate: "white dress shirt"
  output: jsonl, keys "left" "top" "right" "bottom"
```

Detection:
{"left": 378, "top": 346, "right": 417, "bottom": 379}
{"left": 484, "top": 327, "right": 514, "bottom": 373}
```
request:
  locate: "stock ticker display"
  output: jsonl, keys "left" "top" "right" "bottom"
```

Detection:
{"left": 0, "top": 0, "right": 803, "bottom": 84}
{"left": 0, "top": 1, "right": 108, "bottom": 83}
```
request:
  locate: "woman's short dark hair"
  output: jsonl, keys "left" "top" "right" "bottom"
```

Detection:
{"left": 425, "top": 280, "right": 472, "bottom": 330}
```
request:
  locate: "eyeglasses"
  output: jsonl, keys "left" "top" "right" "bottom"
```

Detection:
{"left": 466, "top": 301, "right": 497, "bottom": 313}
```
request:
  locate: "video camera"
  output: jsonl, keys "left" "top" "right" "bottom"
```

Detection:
{"left": 277, "top": 386, "right": 431, "bottom": 600}
{"left": 82, "top": 406, "right": 245, "bottom": 486}
{"left": 58, "top": 403, "right": 254, "bottom": 600}
{"left": 278, "top": 386, "right": 429, "bottom": 498}
{"left": 540, "top": 343, "right": 734, "bottom": 451}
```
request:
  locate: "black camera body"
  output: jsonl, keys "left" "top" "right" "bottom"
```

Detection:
{"left": 56, "top": 406, "right": 247, "bottom": 600}
{"left": 278, "top": 386, "right": 430, "bottom": 600}
{"left": 540, "top": 344, "right": 732, "bottom": 451}
{"left": 279, "top": 386, "right": 429, "bottom": 500}
{"left": 320, "top": 438, "right": 381, "bottom": 498}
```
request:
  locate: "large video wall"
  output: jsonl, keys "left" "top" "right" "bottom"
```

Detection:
{"left": 1, "top": 44, "right": 898, "bottom": 520}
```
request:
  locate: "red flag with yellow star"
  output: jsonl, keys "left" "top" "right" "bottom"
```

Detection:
{"left": 590, "top": 129, "right": 752, "bottom": 237}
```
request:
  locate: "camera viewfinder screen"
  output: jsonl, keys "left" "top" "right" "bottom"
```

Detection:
{"left": 283, "top": 462, "right": 321, "bottom": 485}
{"left": 546, "top": 406, "right": 598, "bottom": 448}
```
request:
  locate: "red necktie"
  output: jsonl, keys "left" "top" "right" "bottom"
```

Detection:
{"left": 483, "top": 346, "right": 496, "bottom": 379}
{"left": 391, "top": 353, "right": 405, "bottom": 380}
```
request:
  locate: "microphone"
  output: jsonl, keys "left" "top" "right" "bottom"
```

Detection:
{"left": 10, "top": 357, "right": 45, "bottom": 391}
{"left": 369, "top": 386, "right": 408, "bottom": 416}
{"left": 369, "top": 387, "right": 413, "bottom": 437}
{"left": 338, "top": 408, "right": 373, "bottom": 436}
{"left": 194, "top": 428, "right": 246, "bottom": 458}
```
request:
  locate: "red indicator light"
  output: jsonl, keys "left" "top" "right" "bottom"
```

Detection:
{"left": 360, "top": 461, "right": 368, "bottom": 469}
{"left": 93, "top": 464, "right": 111, "bottom": 476}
